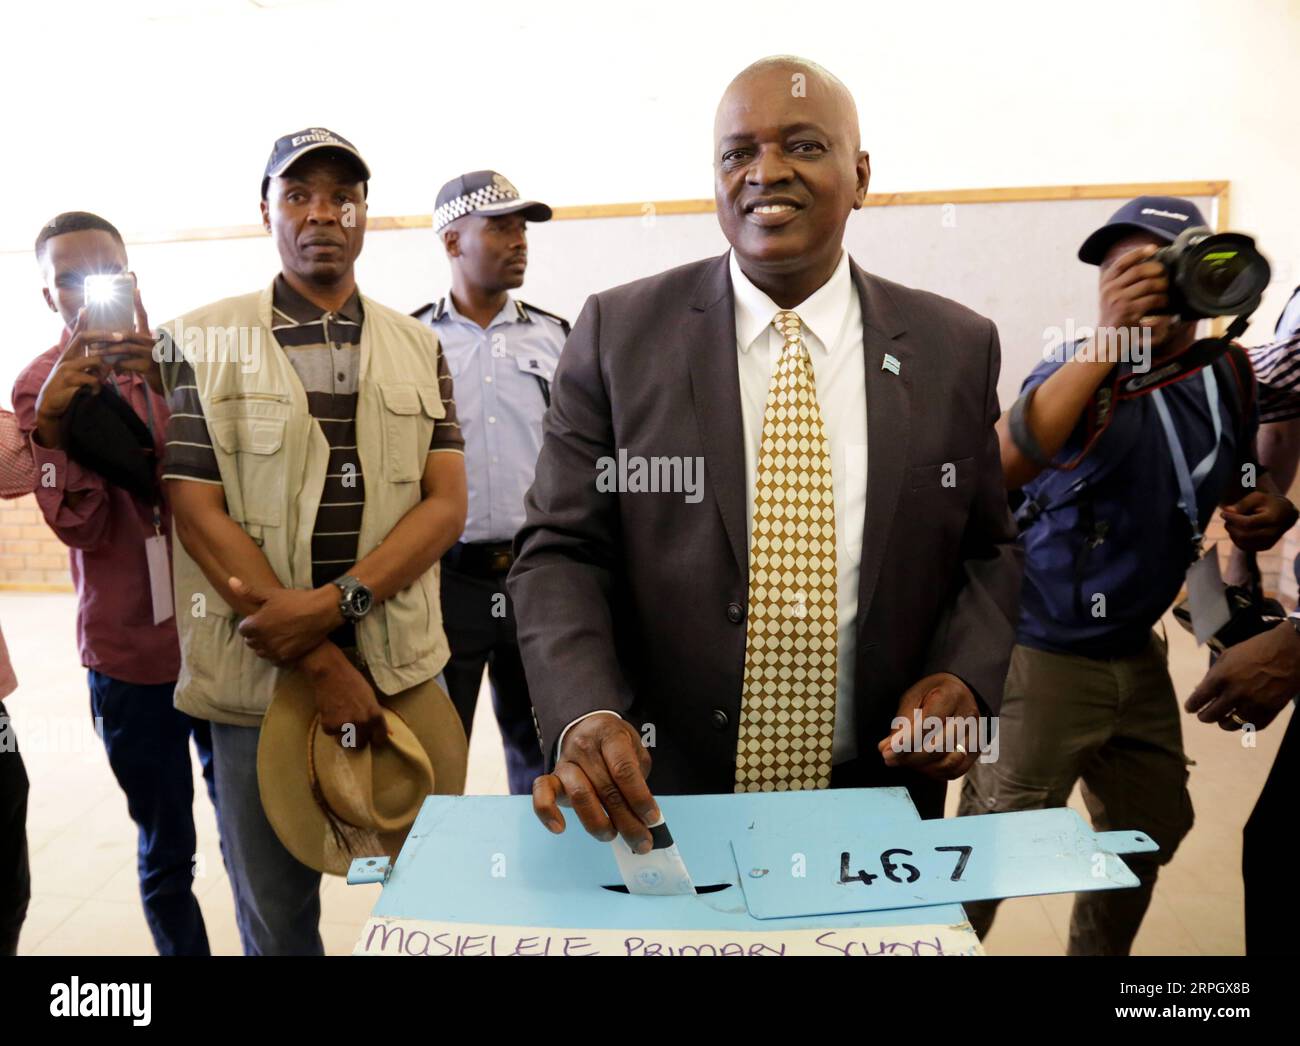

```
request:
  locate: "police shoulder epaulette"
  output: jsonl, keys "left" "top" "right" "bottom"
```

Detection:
{"left": 411, "top": 298, "right": 447, "bottom": 323}
{"left": 517, "top": 300, "right": 571, "bottom": 336}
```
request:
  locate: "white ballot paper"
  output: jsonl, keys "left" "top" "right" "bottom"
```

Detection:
{"left": 611, "top": 818, "right": 696, "bottom": 895}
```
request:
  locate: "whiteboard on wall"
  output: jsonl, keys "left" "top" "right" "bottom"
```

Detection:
{"left": 0, "top": 183, "right": 1227, "bottom": 411}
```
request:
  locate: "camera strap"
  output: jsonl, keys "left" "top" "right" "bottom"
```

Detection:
{"left": 1154, "top": 367, "right": 1235, "bottom": 640}
{"left": 1151, "top": 366, "right": 1221, "bottom": 551}
{"left": 1061, "top": 310, "right": 1252, "bottom": 472}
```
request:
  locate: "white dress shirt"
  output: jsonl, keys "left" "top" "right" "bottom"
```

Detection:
{"left": 559, "top": 251, "right": 869, "bottom": 765}
{"left": 729, "top": 249, "right": 867, "bottom": 763}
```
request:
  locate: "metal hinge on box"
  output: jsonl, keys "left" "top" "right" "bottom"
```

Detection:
{"left": 346, "top": 856, "right": 392, "bottom": 886}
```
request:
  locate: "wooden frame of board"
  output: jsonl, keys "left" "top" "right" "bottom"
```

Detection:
{"left": 83, "top": 179, "right": 1227, "bottom": 337}
{"left": 0, "top": 180, "right": 1236, "bottom": 594}
{"left": 42, "top": 180, "right": 1228, "bottom": 249}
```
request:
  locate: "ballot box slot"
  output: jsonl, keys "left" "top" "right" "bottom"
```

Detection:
{"left": 600, "top": 883, "right": 733, "bottom": 895}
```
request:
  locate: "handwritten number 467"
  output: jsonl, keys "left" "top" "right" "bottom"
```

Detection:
{"left": 838, "top": 845, "right": 973, "bottom": 885}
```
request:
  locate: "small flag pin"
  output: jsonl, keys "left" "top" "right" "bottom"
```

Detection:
{"left": 882, "top": 353, "right": 901, "bottom": 375}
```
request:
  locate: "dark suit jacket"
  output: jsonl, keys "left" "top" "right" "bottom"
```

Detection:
{"left": 508, "top": 253, "right": 1023, "bottom": 802}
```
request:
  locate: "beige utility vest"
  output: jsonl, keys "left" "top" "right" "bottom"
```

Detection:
{"left": 163, "top": 281, "right": 451, "bottom": 726}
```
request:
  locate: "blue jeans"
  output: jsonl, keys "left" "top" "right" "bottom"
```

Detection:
{"left": 88, "top": 670, "right": 217, "bottom": 956}
{"left": 210, "top": 721, "right": 323, "bottom": 956}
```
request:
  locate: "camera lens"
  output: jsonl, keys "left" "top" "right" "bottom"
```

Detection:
{"left": 1179, "top": 233, "right": 1270, "bottom": 316}
{"left": 1194, "top": 250, "right": 1246, "bottom": 294}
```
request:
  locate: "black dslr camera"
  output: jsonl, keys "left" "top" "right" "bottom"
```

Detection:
{"left": 1152, "top": 227, "right": 1271, "bottom": 319}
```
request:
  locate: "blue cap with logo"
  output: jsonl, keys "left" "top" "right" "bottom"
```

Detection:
{"left": 261, "top": 127, "right": 371, "bottom": 200}
{"left": 1078, "top": 195, "right": 1210, "bottom": 265}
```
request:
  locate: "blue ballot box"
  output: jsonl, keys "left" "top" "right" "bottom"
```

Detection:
{"left": 349, "top": 787, "right": 1156, "bottom": 956}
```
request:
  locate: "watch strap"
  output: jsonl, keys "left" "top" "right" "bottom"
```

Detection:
{"left": 332, "top": 575, "right": 369, "bottom": 621}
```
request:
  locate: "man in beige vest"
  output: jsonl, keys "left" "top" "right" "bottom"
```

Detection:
{"left": 160, "top": 129, "right": 467, "bottom": 955}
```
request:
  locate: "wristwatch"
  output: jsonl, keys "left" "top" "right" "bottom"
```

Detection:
{"left": 332, "top": 575, "right": 374, "bottom": 622}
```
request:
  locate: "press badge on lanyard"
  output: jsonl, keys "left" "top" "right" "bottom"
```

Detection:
{"left": 113, "top": 374, "right": 174, "bottom": 625}
{"left": 145, "top": 521, "right": 173, "bottom": 624}
{"left": 1152, "top": 367, "right": 1230, "bottom": 645}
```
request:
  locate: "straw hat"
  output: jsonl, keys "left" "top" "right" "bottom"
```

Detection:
{"left": 257, "top": 672, "right": 467, "bottom": 875}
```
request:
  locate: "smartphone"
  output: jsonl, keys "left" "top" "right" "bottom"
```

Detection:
{"left": 83, "top": 272, "right": 136, "bottom": 333}
{"left": 82, "top": 273, "right": 137, "bottom": 365}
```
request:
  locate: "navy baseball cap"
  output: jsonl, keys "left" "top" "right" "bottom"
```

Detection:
{"left": 1078, "top": 195, "right": 1209, "bottom": 265}
{"left": 261, "top": 127, "right": 370, "bottom": 200}
{"left": 433, "top": 171, "right": 552, "bottom": 233}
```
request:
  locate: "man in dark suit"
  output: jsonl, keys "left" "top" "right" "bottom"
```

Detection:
{"left": 509, "top": 55, "right": 1022, "bottom": 854}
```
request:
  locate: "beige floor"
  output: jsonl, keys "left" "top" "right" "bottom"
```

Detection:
{"left": 2, "top": 591, "right": 1289, "bottom": 956}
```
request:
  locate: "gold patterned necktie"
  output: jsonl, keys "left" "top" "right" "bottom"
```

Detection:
{"left": 734, "top": 310, "right": 838, "bottom": 793}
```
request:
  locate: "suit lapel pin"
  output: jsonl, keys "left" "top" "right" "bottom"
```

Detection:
{"left": 882, "top": 353, "right": 901, "bottom": 375}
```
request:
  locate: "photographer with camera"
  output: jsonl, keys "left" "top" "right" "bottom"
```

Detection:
{"left": 958, "top": 196, "right": 1297, "bottom": 955}
{"left": 11, "top": 212, "right": 219, "bottom": 956}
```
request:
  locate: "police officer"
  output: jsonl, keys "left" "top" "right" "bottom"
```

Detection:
{"left": 414, "top": 170, "right": 566, "bottom": 795}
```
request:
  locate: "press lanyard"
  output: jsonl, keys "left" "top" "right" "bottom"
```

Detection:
{"left": 108, "top": 372, "right": 164, "bottom": 536}
{"left": 1151, "top": 366, "right": 1221, "bottom": 551}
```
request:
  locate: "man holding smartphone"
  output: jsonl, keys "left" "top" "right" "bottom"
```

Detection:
{"left": 11, "top": 211, "right": 218, "bottom": 956}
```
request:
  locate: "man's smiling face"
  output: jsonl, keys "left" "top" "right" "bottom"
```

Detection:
{"left": 713, "top": 61, "right": 869, "bottom": 287}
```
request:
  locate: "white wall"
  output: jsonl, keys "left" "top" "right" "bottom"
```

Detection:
{"left": 2, "top": 0, "right": 1298, "bottom": 398}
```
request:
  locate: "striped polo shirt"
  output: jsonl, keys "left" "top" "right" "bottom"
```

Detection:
{"left": 162, "top": 276, "right": 463, "bottom": 598}
{"left": 1248, "top": 288, "right": 1300, "bottom": 424}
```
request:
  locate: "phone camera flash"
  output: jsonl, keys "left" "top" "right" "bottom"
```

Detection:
{"left": 84, "top": 274, "right": 121, "bottom": 305}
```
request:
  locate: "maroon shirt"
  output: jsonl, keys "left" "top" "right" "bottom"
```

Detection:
{"left": 12, "top": 333, "right": 180, "bottom": 685}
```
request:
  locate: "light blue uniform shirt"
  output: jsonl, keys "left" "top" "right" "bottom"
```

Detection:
{"left": 414, "top": 293, "right": 567, "bottom": 543}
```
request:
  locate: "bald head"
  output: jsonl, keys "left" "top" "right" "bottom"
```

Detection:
{"left": 716, "top": 56, "right": 861, "bottom": 151}
{"left": 712, "top": 55, "right": 870, "bottom": 307}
